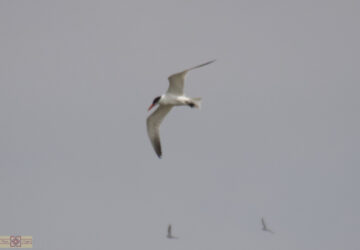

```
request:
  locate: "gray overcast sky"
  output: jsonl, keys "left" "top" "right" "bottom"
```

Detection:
{"left": 1, "top": 0, "right": 359, "bottom": 249}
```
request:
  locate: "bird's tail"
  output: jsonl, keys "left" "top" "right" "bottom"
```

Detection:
{"left": 191, "top": 97, "right": 202, "bottom": 109}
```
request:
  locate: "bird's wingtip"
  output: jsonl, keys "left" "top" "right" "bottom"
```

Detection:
{"left": 206, "top": 59, "right": 216, "bottom": 65}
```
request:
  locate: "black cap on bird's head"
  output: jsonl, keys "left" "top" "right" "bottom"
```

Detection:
{"left": 148, "top": 96, "right": 161, "bottom": 111}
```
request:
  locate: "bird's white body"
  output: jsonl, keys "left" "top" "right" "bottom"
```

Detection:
{"left": 146, "top": 60, "right": 214, "bottom": 158}
{"left": 159, "top": 94, "right": 192, "bottom": 106}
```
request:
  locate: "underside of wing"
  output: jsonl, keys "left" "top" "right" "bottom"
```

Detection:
{"left": 167, "top": 60, "right": 216, "bottom": 95}
{"left": 167, "top": 71, "right": 186, "bottom": 95}
{"left": 146, "top": 106, "right": 172, "bottom": 158}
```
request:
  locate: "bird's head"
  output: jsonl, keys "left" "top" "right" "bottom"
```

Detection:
{"left": 148, "top": 96, "right": 161, "bottom": 111}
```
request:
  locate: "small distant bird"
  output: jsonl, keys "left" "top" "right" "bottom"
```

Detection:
{"left": 167, "top": 224, "right": 178, "bottom": 239}
{"left": 146, "top": 60, "right": 215, "bottom": 158}
{"left": 261, "top": 217, "right": 274, "bottom": 234}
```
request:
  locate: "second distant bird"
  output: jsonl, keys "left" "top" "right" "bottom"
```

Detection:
{"left": 261, "top": 217, "right": 274, "bottom": 234}
{"left": 146, "top": 60, "right": 215, "bottom": 158}
{"left": 167, "top": 224, "right": 178, "bottom": 239}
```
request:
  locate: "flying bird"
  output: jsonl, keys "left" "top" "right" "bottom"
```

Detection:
{"left": 146, "top": 60, "right": 215, "bottom": 158}
{"left": 167, "top": 224, "right": 178, "bottom": 239}
{"left": 261, "top": 217, "right": 274, "bottom": 234}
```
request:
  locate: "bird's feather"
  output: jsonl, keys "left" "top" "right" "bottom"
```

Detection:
{"left": 146, "top": 106, "right": 172, "bottom": 158}
{"left": 167, "top": 60, "right": 215, "bottom": 95}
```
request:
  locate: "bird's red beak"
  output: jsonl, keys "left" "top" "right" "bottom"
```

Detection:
{"left": 148, "top": 103, "right": 155, "bottom": 111}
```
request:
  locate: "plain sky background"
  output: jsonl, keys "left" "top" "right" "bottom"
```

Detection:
{"left": 1, "top": 0, "right": 359, "bottom": 249}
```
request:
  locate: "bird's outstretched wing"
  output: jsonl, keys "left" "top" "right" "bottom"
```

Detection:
{"left": 167, "top": 60, "right": 216, "bottom": 95}
{"left": 146, "top": 106, "right": 172, "bottom": 158}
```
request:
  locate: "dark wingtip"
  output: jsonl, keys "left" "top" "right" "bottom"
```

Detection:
{"left": 156, "top": 151, "right": 162, "bottom": 159}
